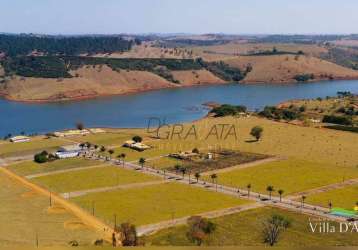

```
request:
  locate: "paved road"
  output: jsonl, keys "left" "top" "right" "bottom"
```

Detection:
{"left": 62, "top": 180, "right": 168, "bottom": 199}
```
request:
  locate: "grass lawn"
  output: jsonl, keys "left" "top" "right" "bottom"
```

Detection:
{"left": 306, "top": 185, "right": 358, "bottom": 210}
{"left": 204, "top": 159, "right": 358, "bottom": 195}
{"left": 33, "top": 165, "right": 160, "bottom": 193}
{"left": 146, "top": 157, "right": 182, "bottom": 170}
{"left": 0, "top": 136, "right": 70, "bottom": 158}
{"left": 143, "top": 206, "right": 358, "bottom": 247}
{"left": 71, "top": 182, "right": 248, "bottom": 226}
{"left": 69, "top": 132, "right": 135, "bottom": 147}
{"left": 7, "top": 158, "right": 100, "bottom": 176}
{"left": 0, "top": 172, "right": 100, "bottom": 247}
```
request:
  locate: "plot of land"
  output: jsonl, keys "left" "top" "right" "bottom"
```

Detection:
{"left": 144, "top": 206, "right": 358, "bottom": 246}
{"left": 7, "top": 158, "right": 100, "bottom": 176}
{"left": 0, "top": 172, "right": 100, "bottom": 247}
{"left": 306, "top": 185, "right": 358, "bottom": 210}
{"left": 0, "top": 136, "right": 70, "bottom": 158}
{"left": 71, "top": 182, "right": 248, "bottom": 226}
{"left": 32, "top": 165, "right": 160, "bottom": 193}
{"left": 69, "top": 132, "right": 138, "bottom": 147}
{"left": 205, "top": 159, "right": 358, "bottom": 195}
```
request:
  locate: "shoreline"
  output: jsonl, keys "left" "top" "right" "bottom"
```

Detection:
{"left": 2, "top": 76, "right": 358, "bottom": 104}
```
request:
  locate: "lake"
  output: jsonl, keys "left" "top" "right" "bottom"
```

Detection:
{"left": 1, "top": 80, "right": 358, "bottom": 137}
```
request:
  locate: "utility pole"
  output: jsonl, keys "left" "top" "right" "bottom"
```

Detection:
{"left": 92, "top": 201, "right": 95, "bottom": 216}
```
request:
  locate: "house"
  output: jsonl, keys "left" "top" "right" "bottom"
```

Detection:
{"left": 9, "top": 136, "right": 30, "bottom": 143}
{"left": 55, "top": 144, "right": 82, "bottom": 159}
{"left": 123, "top": 140, "right": 151, "bottom": 151}
{"left": 54, "top": 129, "right": 90, "bottom": 137}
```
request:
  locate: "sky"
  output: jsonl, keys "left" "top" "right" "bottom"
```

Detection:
{"left": 1, "top": 0, "right": 358, "bottom": 35}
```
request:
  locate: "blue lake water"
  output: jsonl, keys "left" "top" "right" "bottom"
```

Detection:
{"left": 0, "top": 80, "right": 358, "bottom": 137}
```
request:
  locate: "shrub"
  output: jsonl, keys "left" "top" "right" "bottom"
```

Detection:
{"left": 34, "top": 151, "right": 49, "bottom": 163}
{"left": 322, "top": 115, "right": 353, "bottom": 125}
{"left": 132, "top": 136, "right": 143, "bottom": 143}
{"left": 210, "top": 104, "right": 247, "bottom": 117}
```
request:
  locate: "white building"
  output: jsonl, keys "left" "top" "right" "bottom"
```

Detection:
{"left": 55, "top": 144, "right": 82, "bottom": 159}
{"left": 9, "top": 136, "right": 30, "bottom": 143}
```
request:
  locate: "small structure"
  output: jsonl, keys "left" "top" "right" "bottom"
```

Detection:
{"left": 207, "top": 152, "right": 213, "bottom": 160}
{"left": 55, "top": 144, "right": 82, "bottom": 159}
{"left": 54, "top": 129, "right": 90, "bottom": 137}
{"left": 169, "top": 151, "right": 199, "bottom": 160}
{"left": 123, "top": 140, "right": 151, "bottom": 151}
{"left": 88, "top": 128, "right": 106, "bottom": 134}
{"left": 9, "top": 136, "right": 30, "bottom": 143}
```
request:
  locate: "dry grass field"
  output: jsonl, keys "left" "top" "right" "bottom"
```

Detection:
{"left": 306, "top": 185, "right": 358, "bottom": 210}
{"left": 192, "top": 42, "right": 328, "bottom": 61}
{"left": 204, "top": 158, "right": 358, "bottom": 195}
{"left": 71, "top": 182, "right": 249, "bottom": 226}
{"left": 0, "top": 172, "right": 100, "bottom": 247}
{"left": 6, "top": 158, "right": 100, "bottom": 176}
{"left": 224, "top": 55, "right": 358, "bottom": 83}
{"left": 144, "top": 206, "right": 358, "bottom": 246}
{"left": 32, "top": 165, "right": 161, "bottom": 193}
{"left": 0, "top": 136, "right": 70, "bottom": 158}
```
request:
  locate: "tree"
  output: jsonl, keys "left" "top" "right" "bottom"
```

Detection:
{"left": 195, "top": 172, "right": 201, "bottom": 183}
{"left": 192, "top": 148, "right": 199, "bottom": 154}
{"left": 116, "top": 223, "right": 138, "bottom": 246}
{"left": 174, "top": 164, "right": 181, "bottom": 174}
{"left": 328, "top": 201, "right": 333, "bottom": 211}
{"left": 186, "top": 216, "right": 216, "bottom": 246}
{"left": 121, "top": 153, "right": 126, "bottom": 166}
{"left": 34, "top": 151, "right": 49, "bottom": 163}
{"left": 247, "top": 184, "right": 252, "bottom": 198}
{"left": 278, "top": 189, "right": 284, "bottom": 202}
{"left": 301, "top": 195, "right": 306, "bottom": 208}
{"left": 76, "top": 122, "right": 84, "bottom": 130}
{"left": 180, "top": 167, "right": 187, "bottom": 179}
{"left": 262, "top": 214, "right": 291, "bottom": 246}
{"left": 250, "top": 126, "right": 263, "bottom": 141}
{"left": 139, "top": 158, "right": 146, "bottom": 168}
{"left": 132, "top": 136, "right": 143, "bottom": 143}
{"left": 211, "top": 173, "right": 218, "bottom": 191}
{"left": 266, "top": 186, "right": 274, "bottom": 200}
{"left": 108, "top": 149, "right": 114, "bottom": 156}
{"left": 100, "top": 146, "right": 106, "bottom": 152}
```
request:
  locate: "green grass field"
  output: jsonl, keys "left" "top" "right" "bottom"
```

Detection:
{"left": 0, "top": 136, "right": 70, "bottom": 158}
{"left": 0, "top": 172, "right": 100, "bottom": 247}
{"left": 69, "top": 132, "right": 135, "bottom": 147}
{"left": 146, "top": 157, "right": 182, "bottom": 170}
{"left": 203, "top": 159, "right": 358, "bottom": 195}
{"left": 144, "top": 206, "right": 358, "bottom": 247}
{"left": 7, "top": 158, "right": 100, "bottom": 176}
{"left": 32, "top": 166, "right": 161, "bottom": 193}
{"left": 71, "top": 182, "right": 248, "bottom": 226}
{"left": 306, "top": 185, "right": 358, "bottom": 210}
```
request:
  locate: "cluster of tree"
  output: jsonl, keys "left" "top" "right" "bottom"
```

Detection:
{"left": 262, "top": 214, "right": 291, "bottom": 246}
{"left": 320, "top": 47, "right": 358, "bottom": 70}
{"left": 197, "top": 58, "right": 246, "bottom": 82}
{"left": 322, "top": 115, "right": 353, "bottom": 126}
{"left": 1, "top": 56, "right": 203, "bottom": 82}
{"left": 34, "top": 150, "right": 57, "bottom": 163}
{"left": 0, "top": 34, "right": 136, "bottom": 57}
{"left": 254, "top": 34, "right": 344, "bottom": 44}
{"left": 337, "top": 91, "right": 353, "bottom": 98}
{"left": 2, "top": 56, "right": 71, "bottom": 78}
{"left": 157, "top": 39, "right": 229, "bottom": 48}
{"left": 337, "top": 106, "right": 358, "bottom": 116}
{"left": 294, "top": 73, "right": 315, "bottom": 82}
{"left": 186, "top": 216, "right": 216, "bottom": 246}
{"left": 325, "top": 125, "right": 358, "bottom": 133}
{"left": 259, "top": 106, "right": 303, "bottom": 121}
{"left": 247, "top": 47, "right": 303, "bottom": 56}
{"left": 210, "top": 104, "right": 247, "bottom": 117}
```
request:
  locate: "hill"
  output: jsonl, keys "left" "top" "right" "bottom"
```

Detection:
{"left": 224, "top": 55, "right": 358, "bottom": 83}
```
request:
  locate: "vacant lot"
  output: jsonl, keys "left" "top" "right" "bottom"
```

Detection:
{"left": 0, "top": 172, "right": 100, "bottom": 247}
{"left": 71, "top": 182, "right": 248, "bottom": 226}
{"left": 306, "top": 185, "right": 358, "bottom": 210}
{"left": 69, "top": 131, "right": 140, "bottom": 147}
{"left": 144, "top": 206, "right": 358, "bottom": 246}
{"left": 6, "top": 158, "right": 100, "bottom": 176}
{"left": 0, "top": 136, "right": 70, "bottom": 158}
{"left": 33, "top": 165, "right": 160, "bottom": 193}
{"left": 204, "top": 159, "right": 358, "bottom": 195}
